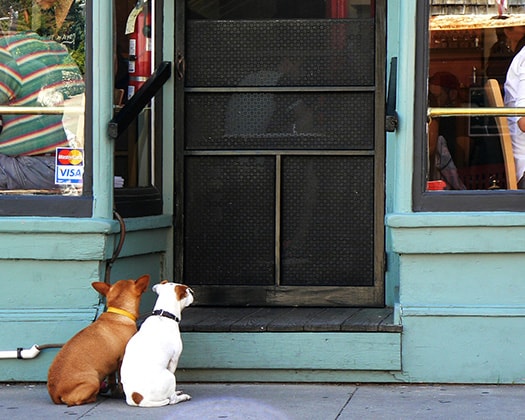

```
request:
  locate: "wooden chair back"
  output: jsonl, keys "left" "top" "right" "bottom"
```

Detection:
{"left": 484, "top": 78, "right": 518, "bottom": 189}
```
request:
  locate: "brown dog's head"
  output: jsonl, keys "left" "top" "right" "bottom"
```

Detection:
{"left": 92, "top": 274, "right": 150, "bottom": 317}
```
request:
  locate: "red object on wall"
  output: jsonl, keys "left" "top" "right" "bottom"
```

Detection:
{"left": 327, "top": 0, "right": 375, "bottom": 18}
{"left": 326, "top": 0, "right": 347, "bottom": 51}
{"left": 427, "top": 180, "right": 447, "bottom": 191}
{"left": 326, "top": 0, "right": 347, "bottom": 18}
{"left": 128, "top": 5, "right": 152, "bottom": 99}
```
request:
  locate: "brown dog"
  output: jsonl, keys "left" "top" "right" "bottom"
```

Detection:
{"left": 47, "top": 274, "right": 150, "bottom": 406}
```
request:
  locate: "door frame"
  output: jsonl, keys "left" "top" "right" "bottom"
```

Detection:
{"left": 173, "top": 1, "right": 386, "bottom": 307}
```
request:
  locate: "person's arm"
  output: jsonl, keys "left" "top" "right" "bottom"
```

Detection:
{"left": 518, "top": 117, "right": 525, "bottom": 132}
{"left": 515, "top": 58, "right": 525, "bottom": 132}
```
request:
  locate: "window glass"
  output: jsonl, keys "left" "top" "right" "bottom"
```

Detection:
{"left": 0, "top": 0, "right": 86, "bottom": 195}
{"left": 113, "top": 0, "right": 162, "bottom": 218}
{"left": 114, "top": 0, "right": 154, "bottom": 188}
{"left": 187, "top": 0, "right": 372, "bottom": 20}
{"left": 427, "top": 1, "right": 525, "bottom": 192}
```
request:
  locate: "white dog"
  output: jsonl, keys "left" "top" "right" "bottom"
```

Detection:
{"left": 120, "top": 280, "right": 194, "bottom": 407}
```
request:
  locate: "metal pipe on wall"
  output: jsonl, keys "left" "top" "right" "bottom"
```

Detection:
{"left": 0, "top": 343, "right": 63, "bottom": 360}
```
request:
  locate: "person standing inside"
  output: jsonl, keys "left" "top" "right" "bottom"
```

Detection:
{"left": 487, "top": 25, "right": 525, "bottom": 89}
{"left": 504, "top": 39, "right": 525, "bottom": 188}
{"left": 427, "top": 71, "right": 466, "bottom": 190}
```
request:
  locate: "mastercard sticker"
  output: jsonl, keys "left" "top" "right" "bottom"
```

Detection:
{"left": 55, "top": 147, "right": 84, "bottom": 184}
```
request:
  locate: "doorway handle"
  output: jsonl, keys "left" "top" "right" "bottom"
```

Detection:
{"left": 176, "top": 51, "right": 186, "bottom": 80}
{"left": 108, "top": 61, "right": 171, "bottom": 139}
{"left": 385, "top": 56, "right": 398, "bottom": 132}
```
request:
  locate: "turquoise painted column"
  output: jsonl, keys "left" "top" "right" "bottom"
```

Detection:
{"left": 92, "top": 1, "right": 116, "bottom": 219}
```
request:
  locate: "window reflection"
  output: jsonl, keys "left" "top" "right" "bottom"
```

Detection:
{"left": 428, "top": 1, "right": 525, "bottom": 191}
{"left": 114, "top": 0, "right": 154, "bottom": 189}
{"left": 187, "top": 0, "right": 372, "bottom": 20}
{"left": 0, "top": 0, "right": 85, "bottom": 195}
{"left": 186, "top": 0, "right": 375, "bottom": 152}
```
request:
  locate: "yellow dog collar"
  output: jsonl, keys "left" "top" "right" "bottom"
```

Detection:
{"left": 107, "top": 306, "right": 137, "bottom": 322}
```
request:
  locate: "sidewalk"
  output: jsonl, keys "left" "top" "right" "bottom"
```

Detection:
{"left": 1, "top": 382, "right": 524, "bottom": 419}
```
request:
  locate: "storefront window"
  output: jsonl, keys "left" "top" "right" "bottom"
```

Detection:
{"left": 415, "top": 1, "right": 525, "bottom": 211}
{"left": 0, "top": 0, "right": 86, "bottom": 197}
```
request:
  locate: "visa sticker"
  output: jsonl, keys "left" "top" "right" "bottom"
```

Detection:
{"left": 55, "top": 147, "right": 84, "bottom": 184}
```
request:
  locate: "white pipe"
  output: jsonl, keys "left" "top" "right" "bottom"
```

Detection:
{"left": 0, "top": 345, "right": 41, "bottom": 360}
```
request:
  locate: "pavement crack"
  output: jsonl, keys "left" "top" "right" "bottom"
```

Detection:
{"left": 76, "top": 399, "right": 105, "bottom": 419}
{"left": 334, "top": 386, "right": 358, "bottom": 419}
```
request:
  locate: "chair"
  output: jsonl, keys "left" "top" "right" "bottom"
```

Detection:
{"left": 484, "top": 79, "right": 518, "bottom": 189}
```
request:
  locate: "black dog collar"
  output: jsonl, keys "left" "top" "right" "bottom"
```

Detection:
{"left": 152, "top": 309, "right": 180, "bottom": 322}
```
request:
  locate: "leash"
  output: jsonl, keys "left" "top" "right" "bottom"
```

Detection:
{"left": 104, "top": 211, "right": 126, "bottom": 284}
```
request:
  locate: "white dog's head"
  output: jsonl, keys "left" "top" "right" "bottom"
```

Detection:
{"left": 152, "top": 280, "right": 194, "bottom": 311}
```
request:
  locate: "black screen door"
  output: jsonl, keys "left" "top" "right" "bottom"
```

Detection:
{"left": 175, "top": 0, "right": 386, "bottom": 306}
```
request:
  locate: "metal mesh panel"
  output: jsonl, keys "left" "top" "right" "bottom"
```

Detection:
{"left": 184, "top": 156, "right": 275, "bottom": 285}
{"left": 186, "top": 19, "right": 374, "bottom": 87}
{"left": 280, "top": 156, "right": 374, "bottom": 286}
{"left": 186, "top": 92, "right": 374, "bottom": 150}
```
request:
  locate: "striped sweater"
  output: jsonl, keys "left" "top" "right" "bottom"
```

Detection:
{"left": 0, "top": 32, "right": 85, "bottom": 156}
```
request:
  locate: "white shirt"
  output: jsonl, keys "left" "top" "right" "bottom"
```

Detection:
{"left": 504, "top": 47, "right": 525, "bottom": 182}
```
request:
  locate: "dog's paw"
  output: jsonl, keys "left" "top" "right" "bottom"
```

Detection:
{"left": 169, "top": 391, "right": 191, "bottom": 404}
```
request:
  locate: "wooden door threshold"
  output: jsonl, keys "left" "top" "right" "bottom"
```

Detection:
{"left": 178, "top": 307, "right": 401, "bottom": 333}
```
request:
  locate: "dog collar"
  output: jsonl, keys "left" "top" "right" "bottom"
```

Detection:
{"left": 107, "top": 306, "right": 137, "bottom": 322}
{"left": 152, "top": 309, "right": 180, "bottom": 322}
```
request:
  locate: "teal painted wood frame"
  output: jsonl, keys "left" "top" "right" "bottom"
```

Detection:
{"left": 176, "top": 369, "right": 402, "bottom": 383}
{"left": 388, "top": 213, "right": 525, "bottom": 383}
{"left": 179, "top": 332, "right": 401, "bottom": 374}
{"left": 401, "top": 314, "right": 525, "bottom": 384}
{"left": 0, "top": 215, "right": 172, "bottom": 382}
{"left": 0, "top": 312, "right": 97, "bottom": 382}
{"left": 0, "top": 0, "right": 177, "bottom": 384}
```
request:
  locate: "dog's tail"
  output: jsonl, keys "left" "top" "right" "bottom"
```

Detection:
{"left": 127, "top": 391, "right": 169, "bottom": 407}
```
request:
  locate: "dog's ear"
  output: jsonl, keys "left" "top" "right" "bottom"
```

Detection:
{"left": 175, "top": 285, "right": 191, "bottom": 301}
{"left": 92, "top": 282, "right": 110, "bottom": 296}
{"left": 135, "top": 275, "right": 150, "bottom": 294}
{"left": 152, "top": 279, "right": 169, "bottom": 294}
